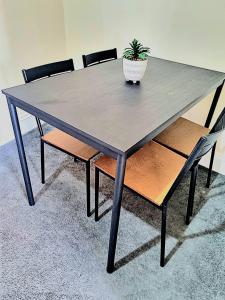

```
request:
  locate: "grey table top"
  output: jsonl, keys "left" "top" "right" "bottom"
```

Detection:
{"left": 3, "top": 58, "right": 225, "bottom": 154}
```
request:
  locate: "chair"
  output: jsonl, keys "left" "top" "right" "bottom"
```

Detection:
{"left": 94, "top": 108, "right": 225, "bottom": 267}
{"left": 22, "top": 59, "right": 99, "bottom": 216}
{"left": 154, "top": 104, "right": 225, "bottom": 188}
{"left": 82, "top": 48, "right": 117, "bottom": 68}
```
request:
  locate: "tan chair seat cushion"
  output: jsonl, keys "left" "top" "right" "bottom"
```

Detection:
{"left": 95, "top": 141, "right": 186, "bottom": 206}
{"left": 42, "top": 129, "right": 99, "bottom": 161}
{"left": 154, "top": 117, "right": 210, "bottom": 157}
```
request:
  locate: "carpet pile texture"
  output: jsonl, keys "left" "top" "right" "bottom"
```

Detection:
{"left": 0, "top": 126, "right": 225, "bottom": 299}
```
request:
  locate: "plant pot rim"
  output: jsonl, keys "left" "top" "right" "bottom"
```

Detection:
{"left": 123, "top": 58, "right": 148, "bottom": 62}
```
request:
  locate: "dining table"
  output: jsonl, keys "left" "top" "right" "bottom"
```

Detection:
{"left": 2, "top": 57, "right": 225, "bottom": 273}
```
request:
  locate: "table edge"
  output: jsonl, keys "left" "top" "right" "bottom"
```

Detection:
{"left": 4, "top": 94, "right": 124, "bottom": 159}
{"left": 125, "top": 78, "right": 225, "bottom": 157}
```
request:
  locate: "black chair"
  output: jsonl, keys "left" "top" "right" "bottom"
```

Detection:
{"left": 82, "top": 48, "right": 117, "bottom": 68}
{"left": 94, "top": 107, "right": 225, "bottom": 267}
{"left": 154, "top": 96, "right": 225, "bottom": 188}
{"left": 22, "top": 59, "right": 99, "bottom": 217}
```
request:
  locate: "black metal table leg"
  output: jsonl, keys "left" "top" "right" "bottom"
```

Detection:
{"left": 86, "top": 160, "right": 91, "bottom": 217}
{"left": 160, "top": 204, "right": 167, "bottom": 267}
{"left": 41, "top": 140, "right": 45, "bottom": 184}
{"left": 205, "top": 81, "right": 224, "bottom": 128}
{"left": 107, "top": 154, "right": 126, "bottom": 273}
{"left": 95, "top": 168, "right": 99, "bottom": 221}
{"left": 7, "top": 98, "right": 35, "bottom": 206}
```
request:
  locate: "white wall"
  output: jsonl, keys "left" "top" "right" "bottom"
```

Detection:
{"left": 1, "top": 0, "right": 224, "bottom": 173}
{"left": 63, "top": 0, "right": 225, "bottom": 174}
{"left": 63, "top": 0, "right": 225, "bottom": 70}
{"left": 0, "top": 0, "right": 67, "bottom": 145}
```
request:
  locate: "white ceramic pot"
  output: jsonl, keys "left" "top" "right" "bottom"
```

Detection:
{"left": 123, "top": 58, "right": 148, "bottom": 83}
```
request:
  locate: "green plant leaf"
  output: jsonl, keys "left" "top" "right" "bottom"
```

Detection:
{"left": 123, "top": 38, "right": 150, "bottom": 60}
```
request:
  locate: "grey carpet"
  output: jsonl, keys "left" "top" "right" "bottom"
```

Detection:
{"left": 0, "top": 125, "right": 225, "bottom": 300}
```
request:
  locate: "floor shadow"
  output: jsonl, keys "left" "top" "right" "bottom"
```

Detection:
{"left": 97, "top": 167, "right": 224, "bottom": 268}
{"left": 164, "top": 219, "right": 225, "bottom": 266}
{"left": 3, "top": 125, "right": 224, "bottom": 271}
{"left": 98, "top": 166, "right": 219, "bottom": 238}
{"left": 98, "top": 205, "right": 113, "bottom": 220}
{"left": 34, "top": 157, "right": 83, "bottom": 203}
{"left": 114, "top": 235, "right": 161, "bottom": 271}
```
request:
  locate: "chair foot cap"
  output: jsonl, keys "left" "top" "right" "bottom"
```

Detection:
{"left": 185, "top": 218, "right": 190, "bottom": 225}
{"left": 106, "top": 266, "right": 114, "bottom": 273}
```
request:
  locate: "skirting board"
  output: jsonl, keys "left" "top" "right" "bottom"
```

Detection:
{"left": 1, "top": 114, "right": 225, "bottom": 176}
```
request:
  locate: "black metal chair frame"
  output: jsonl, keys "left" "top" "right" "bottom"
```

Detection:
{"left": 22, "top": 59, "right": 94, "bottom": 217}
{"left": 205, "top": 103, "right": 223, "bottom": 188}
{"left": 82, "top": 48, "right": 117, "bottom": 68}
{"left": 154, "top": 82, "right": 224, "bottom": 189}
{"left": 193, "top": 98, "right": 224, "bottom": 188}
{"left": 94, "top": 107, "right": 225, "bottom": 267}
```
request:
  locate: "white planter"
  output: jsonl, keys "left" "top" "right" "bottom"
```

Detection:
{"left": 123, "top": 58, "right": 148, "bottom": 83}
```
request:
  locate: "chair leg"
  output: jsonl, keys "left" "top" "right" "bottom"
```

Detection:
{"left": 41, "top": 140, "right": 45, "bottom": 184}
{"left": 186, "top": 164, "right": 198, "bottom": 225}
{"left": 86, "top": 161, "right": 91, "bottom": 217}
{"left": 95, "top": 168, "right": 99, "bottom": 222}
{"left": 206, "top": 143, "right": 216, "bottom": 188}
{"left": 160, "top": 205, "right": 167, "bottom": 267}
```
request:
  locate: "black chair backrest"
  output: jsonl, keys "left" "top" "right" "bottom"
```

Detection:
{"left": 82, "top": 48, "right": 117, "bottom": 68}
{"left": 22, "top": 59, "right": 74, "bottom": 83}
{"left": 22, "top": 59, "right": 74, "bottom": 136}
{"left": 194, "top": 107, "right": 225, "bottom": 161}
{"left": 164, "top": 107, "right": 225, "bottom": 204}
{"left": 210, "top": 107, "right": 225, "bottom": 134}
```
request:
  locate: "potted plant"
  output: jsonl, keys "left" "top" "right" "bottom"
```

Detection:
{"left": 123, "top": 38, "right": 150, "bottom": 84}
